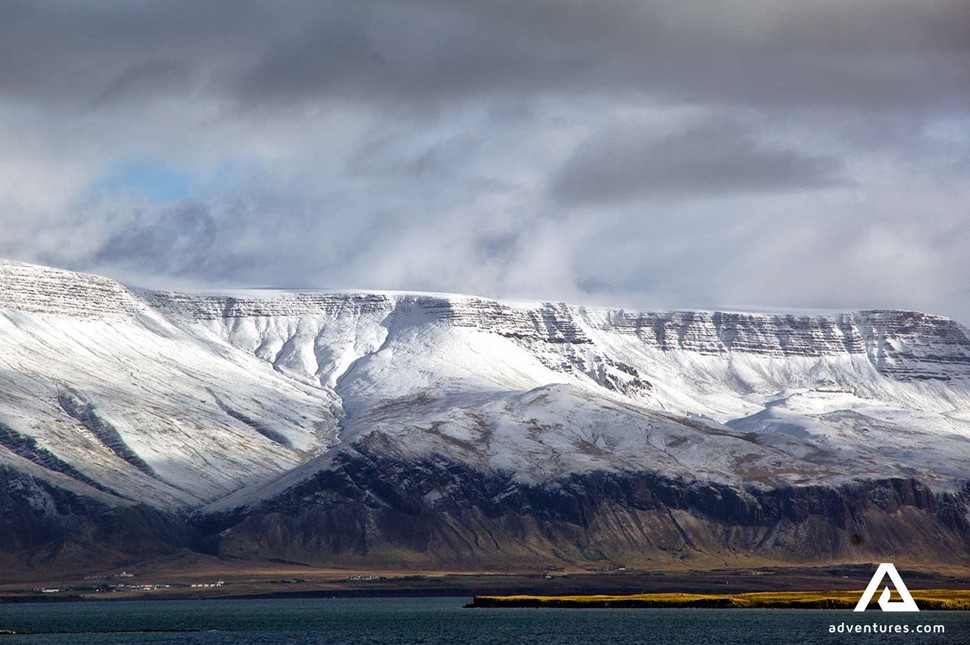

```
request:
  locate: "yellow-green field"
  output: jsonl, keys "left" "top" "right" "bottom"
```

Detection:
{"left": 471, "top": 590, "right": 970, "bottom": 610}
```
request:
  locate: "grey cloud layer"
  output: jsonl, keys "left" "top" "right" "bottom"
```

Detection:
{"left": 0, "top": 0, "right": 968, "bottom": 322}
{"left": 552, "top": 119, "right": 847, "bottom": 204}
{"left": 3, "top": 0, "right": 968, "bottom": 110}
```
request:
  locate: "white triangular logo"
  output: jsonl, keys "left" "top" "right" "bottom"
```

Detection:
{"left": 853, "top": 563, "right": 920, "bottom": 612}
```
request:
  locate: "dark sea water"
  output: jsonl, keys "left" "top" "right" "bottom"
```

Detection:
{"left": 0, "top": 598, "right": 967, "bottom": 644}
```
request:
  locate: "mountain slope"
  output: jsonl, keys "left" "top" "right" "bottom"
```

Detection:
{"left": 1, "top": 258, "right": 969, "bottom": 569}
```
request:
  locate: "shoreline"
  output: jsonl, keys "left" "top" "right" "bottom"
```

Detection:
{"left": 468, "top": 590, "right": 970, "bottom": 610}
{"left": 3, "top": 563, "right": 970, "bottom": 605}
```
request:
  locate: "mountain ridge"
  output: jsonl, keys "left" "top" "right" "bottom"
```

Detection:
{"left": 1, "top": 258, "right": 969, "bottom": 571}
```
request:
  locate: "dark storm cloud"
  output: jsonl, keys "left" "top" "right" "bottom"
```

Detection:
{"left": 552, "top": 119, "right": 847, "bottom": 205}
{"left": 1, "top": 0, "right": 969, "bottom": 112}
{"left": 90, "top": 59, "right": 194, "bottom": 108}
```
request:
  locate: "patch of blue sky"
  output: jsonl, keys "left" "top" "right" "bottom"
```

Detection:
{"left": 87, "top": 158, "right": 258, "bottom": 202}
{"left": 88, "top": 158, "right": 194, "bottom": 202}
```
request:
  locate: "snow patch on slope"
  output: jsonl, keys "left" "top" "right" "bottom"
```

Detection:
{"left": 2, "top": 258, "right": 970, "bottom": 512}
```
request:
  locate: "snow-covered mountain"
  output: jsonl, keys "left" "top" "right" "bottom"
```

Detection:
{"left": 2, "top": 258, "right": 970, "bottom": 569}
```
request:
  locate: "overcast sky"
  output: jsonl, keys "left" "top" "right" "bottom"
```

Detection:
{"left": 2, "top": 0, "right": 969, "bottom": 321}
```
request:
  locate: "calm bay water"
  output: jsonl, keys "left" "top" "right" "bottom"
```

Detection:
{"left": 0, "top": 598, "right": 967, "bottom": 644}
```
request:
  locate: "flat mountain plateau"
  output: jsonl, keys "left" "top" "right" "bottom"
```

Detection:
{"left": 2, "top": 259, "right": 970, "bottom": 583}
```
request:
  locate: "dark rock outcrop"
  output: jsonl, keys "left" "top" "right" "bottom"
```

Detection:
{"left": 0, "top": 467, "right": 193, "bottom": 573}
{"left": 205, "top": 448, "right": 970, "bottom": 569}
{"left": 2, "top": 451, "right": 967, "bottom": 573}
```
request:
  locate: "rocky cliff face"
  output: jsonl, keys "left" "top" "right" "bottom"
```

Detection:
{"left": 0, "top": 467, "right": 193, "bottom": 574}
{"left": 0, "top": 260, "right": 149, "bottom": 319}
{"left": 147, "top": 289, "right": 970, "bottom": 383}
{"left": 582, "top": 308, "right": 970, "bottom": 381}
{"left": 206, "top": 444, "right": 970, "bottom": 568}
{"left": 5, "top": 259, "right": 968, "bottom": 384}
{"left": 2, "top": 258, "right": 970, "bottom": 571}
